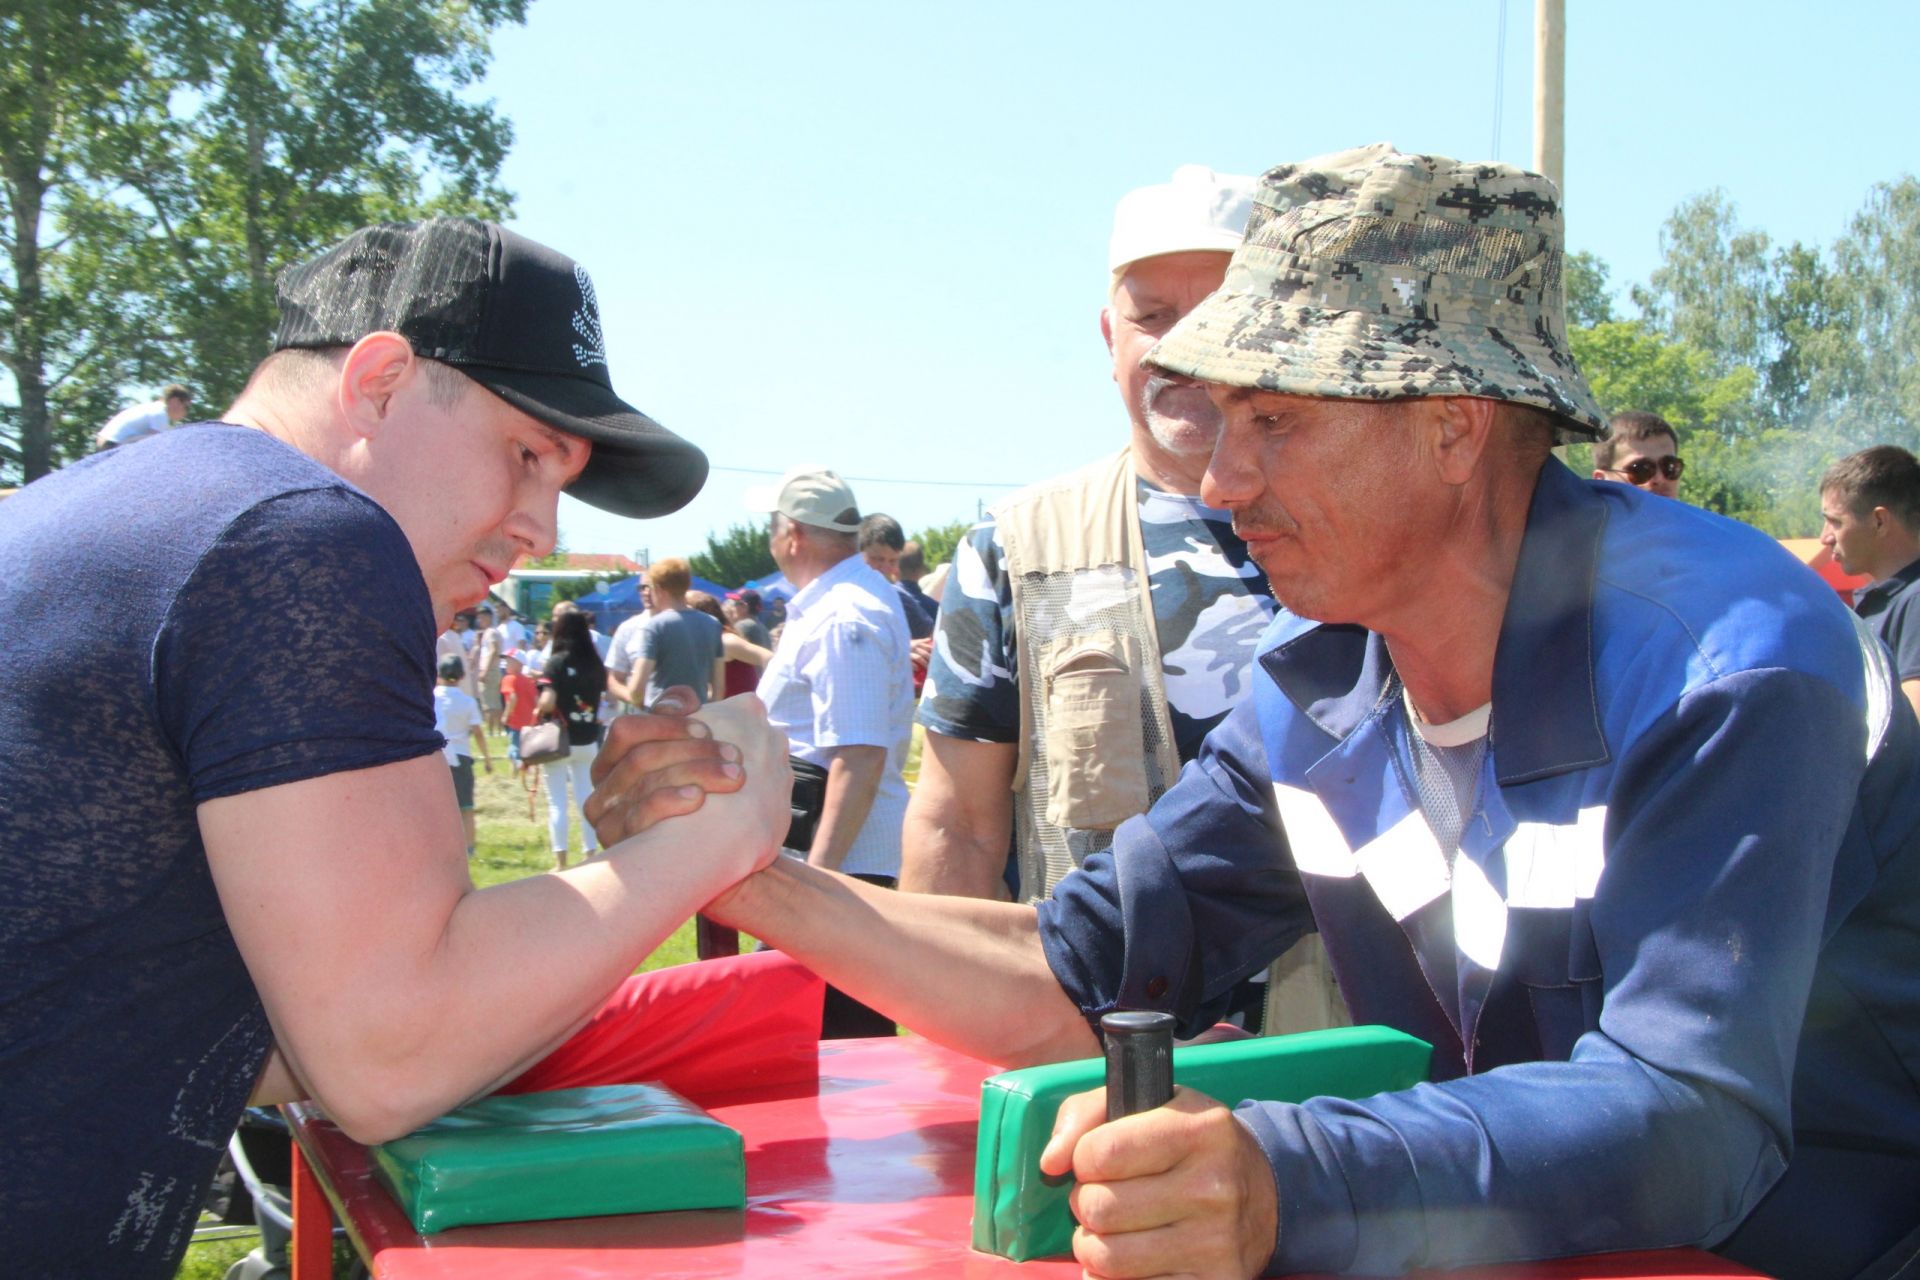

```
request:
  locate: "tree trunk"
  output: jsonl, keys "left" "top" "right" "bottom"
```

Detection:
{"left": 4, "top": 3, "right": 55, "bottom": 480}
{"left": 238, "top": 27, "right": 276, "bottom": 366}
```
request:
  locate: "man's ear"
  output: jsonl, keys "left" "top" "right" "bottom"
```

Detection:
{"left": 336, "top": 332, "right": 418, "bottom": 440}
{"left": 1099, "top": 307, "right": 1115, "bottom": 358}
{"left": 1430, "top": 397, "right": 1499, "bottom": 486}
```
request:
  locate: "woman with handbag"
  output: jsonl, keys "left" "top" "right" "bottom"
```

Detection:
{"left": 533, "top": 609, "right": 608, "bottom": 869}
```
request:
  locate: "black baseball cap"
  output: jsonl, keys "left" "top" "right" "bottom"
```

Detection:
{"left": 273, "top": 217, "right": 707, "bottom": 519}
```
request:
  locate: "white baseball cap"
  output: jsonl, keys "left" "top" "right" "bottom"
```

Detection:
{"left": 1108, "top": 165, "right": 1258, "bottom": 277}
{"left": 743, "top": 464, "right": 862, "bottom": 533}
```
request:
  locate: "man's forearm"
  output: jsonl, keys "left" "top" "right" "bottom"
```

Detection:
{"left": 899, "top": 791, "right": 1013, "bottom": 898}
{"left": 809, "top": 746, "right": 884, "bottom": 871}
{"left": 712, "top": 857, "right": 1098, "bottom": 1067}
{"left": 201, "top": 707, "right": 789, "bottom": 1146}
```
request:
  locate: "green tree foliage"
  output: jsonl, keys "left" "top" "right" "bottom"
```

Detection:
{"left": 1576, "top": 175, "right": 1920, "bottom": 536}
{"left": 689, "top": 521, "right": 776, "bottom": 589}
{"left": 1633, "top": 191, "right": 1779, "bottom": 389}
{"left": 1, "top": 3, "right": 178, "bottom": 477}
{"left": 1563, "top": 250, "right": 1616, "bottom": 328}
{"left": 0, "top": 0, "right": 527, "bottom": 484}
{"left": 549, "top": 575, "right": 608, "bottom": 608}
{"left": 1571, "top": 320, "right": 1756, "bottom": 434}
{"left": 1819, "top": 176, "right": 1920, "bottom": 450}
{"left": 912, "top": 518, "right": 973, "bottom": 572}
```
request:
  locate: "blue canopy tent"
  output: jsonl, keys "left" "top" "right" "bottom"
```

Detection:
{"left": 575, "top": 574, "right": 747, "bottom": 634}
{"left": 572, "top": 576, "right": 643, "bottom": 633}
{"left": 742, "top": 571, "right": 795, "bottom": 603}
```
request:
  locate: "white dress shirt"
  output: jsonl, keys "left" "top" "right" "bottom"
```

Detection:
{"left": 755, "top": 554, "right": 914, "bottom": 878}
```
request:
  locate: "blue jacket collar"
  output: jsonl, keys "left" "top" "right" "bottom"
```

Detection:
{"left": 1257, "top": 459, "right": 1612, "bottom": 785}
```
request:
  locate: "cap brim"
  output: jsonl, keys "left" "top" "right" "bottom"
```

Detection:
{"left": 1147, "top": 289, "right": 1606, "bottom": 440}
{"left": 1109, "top": 233, "right": 1244, "bottom": 276}
{"left": 466, "top": 366, "right": 709, "bottom": 518}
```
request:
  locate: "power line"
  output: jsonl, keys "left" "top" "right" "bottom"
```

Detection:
{"left": 707, "top": 464, "right": 1023, "bottom": 489}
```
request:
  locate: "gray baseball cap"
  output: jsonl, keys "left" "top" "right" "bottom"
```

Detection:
{"left": 743, "top": 465, "right": 862, "bottom": 533}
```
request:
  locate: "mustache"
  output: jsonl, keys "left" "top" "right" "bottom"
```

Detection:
{"left": 1142, "top": 374, "right": 1216, "bottom": 409}
{"left": 1230, "top": 502, "right": 1293, "bottom": 542}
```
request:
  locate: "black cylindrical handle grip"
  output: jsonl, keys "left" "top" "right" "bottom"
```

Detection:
{"left": 1102, "top": 1010, "right": 1175, "bottom": 1122}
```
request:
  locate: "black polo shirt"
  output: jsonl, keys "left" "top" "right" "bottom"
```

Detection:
{"left": 1854, "top": 555, "right": 1920, "bottom": 680}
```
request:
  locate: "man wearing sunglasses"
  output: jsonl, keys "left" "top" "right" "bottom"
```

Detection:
{"left": 1592, "top": 410, "right": 1685, "bottom": 498}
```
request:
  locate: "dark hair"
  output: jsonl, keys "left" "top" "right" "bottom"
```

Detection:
{"left": 547, "top": 608, "right": 606, "bottom": 685}
{"left": 858, "top": 512, "right": 906, "bottom": 553}
{"left": 1593, "top": 411, "right": 1677, "bottom": 470}
{"left": 437, "top": 654, "right": 466, "bottom": 681}
{"left": 898, "top": 540, "right": 925, "bottom": 577}
{"left": 1822, "top": 445, "right": 1920, "bottom": 529}
{"left": 244, "top": 345, "right": 470, "bottom": 410}
{"left": 686, "top": 590, "right": 726, "bottom": 623}
{"left": 163, "top": 383, "right": 191, "bottom": 404}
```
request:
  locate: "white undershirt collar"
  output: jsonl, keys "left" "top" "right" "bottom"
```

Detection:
{"left": 1402, "top": 685, "right": 1492, "bottom": 748}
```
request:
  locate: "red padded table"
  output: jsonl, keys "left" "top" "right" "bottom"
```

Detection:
{"left": 285, "top": 1035, "right": 1764, "bottom": 1280}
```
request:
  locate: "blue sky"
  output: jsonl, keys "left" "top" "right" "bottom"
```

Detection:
{"left": 476, "top": 0, "right": 1919, "bottom": 570}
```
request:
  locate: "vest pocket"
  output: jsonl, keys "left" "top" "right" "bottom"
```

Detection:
{"left": 1041, "top": 632, "right": 1149, "bottom": 830}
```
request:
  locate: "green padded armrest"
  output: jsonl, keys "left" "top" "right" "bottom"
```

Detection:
{"left": 973, "top": 1025, "right": 1432, "bottom": 1261}
{"left": 371, "top": 1082, "right": 745, "bottom": 1234}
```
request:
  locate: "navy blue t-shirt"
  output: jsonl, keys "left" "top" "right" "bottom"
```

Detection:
{"left": 0, "top": 425, "right": 442, "bottom": 1278}
{"left": 1855, "top": 556, "right": 1920, "bottom": 682}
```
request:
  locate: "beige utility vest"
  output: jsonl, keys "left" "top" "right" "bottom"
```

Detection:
{"left": 995, "top": 448, "right": 1347, "bottom": 1035}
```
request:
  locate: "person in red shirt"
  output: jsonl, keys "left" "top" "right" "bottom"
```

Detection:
{"left": 500, "top": 650, "right": 539, "bottom": 774}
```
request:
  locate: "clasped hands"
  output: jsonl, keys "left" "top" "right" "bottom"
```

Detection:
{"left": 583, "top": 687, "right": 790, "bottom": 889}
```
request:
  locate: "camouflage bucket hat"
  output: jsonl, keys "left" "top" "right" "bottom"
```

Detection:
{"left": 1147, "top": 142, "right": 1606, "bottom": 439}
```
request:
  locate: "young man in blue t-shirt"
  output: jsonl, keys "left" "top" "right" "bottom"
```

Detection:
{"left": 0, "top": 218, "right": 791, "bottom": 1278}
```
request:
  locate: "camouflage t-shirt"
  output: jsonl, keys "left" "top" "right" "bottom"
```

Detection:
{"left": 918, "top": 479, "right": 1277, "bottom": 762}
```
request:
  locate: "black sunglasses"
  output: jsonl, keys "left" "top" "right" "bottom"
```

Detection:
{"left": 1607, "top": 456, "right": 1684, "bottom": 486}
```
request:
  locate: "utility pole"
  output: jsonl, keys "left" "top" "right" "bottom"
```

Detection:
{"left": 1533, "top": 0, "right": 1565, "bottom": 195}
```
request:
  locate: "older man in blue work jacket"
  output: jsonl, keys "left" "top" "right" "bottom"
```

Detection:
{"left": 593, "top": 144, "right": 1920, "bottom": 1280}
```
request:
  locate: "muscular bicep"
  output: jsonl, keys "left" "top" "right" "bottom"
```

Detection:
{"left": 900, "top": 731, "right": 1017, "bottom": 897}
{"left": 198, "top": 752, "right": 472, "bottom": 1096}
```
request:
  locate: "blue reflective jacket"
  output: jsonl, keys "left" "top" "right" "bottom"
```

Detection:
{"left": 1038, "top": 461, "right": 1920, "bottom": 1276}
